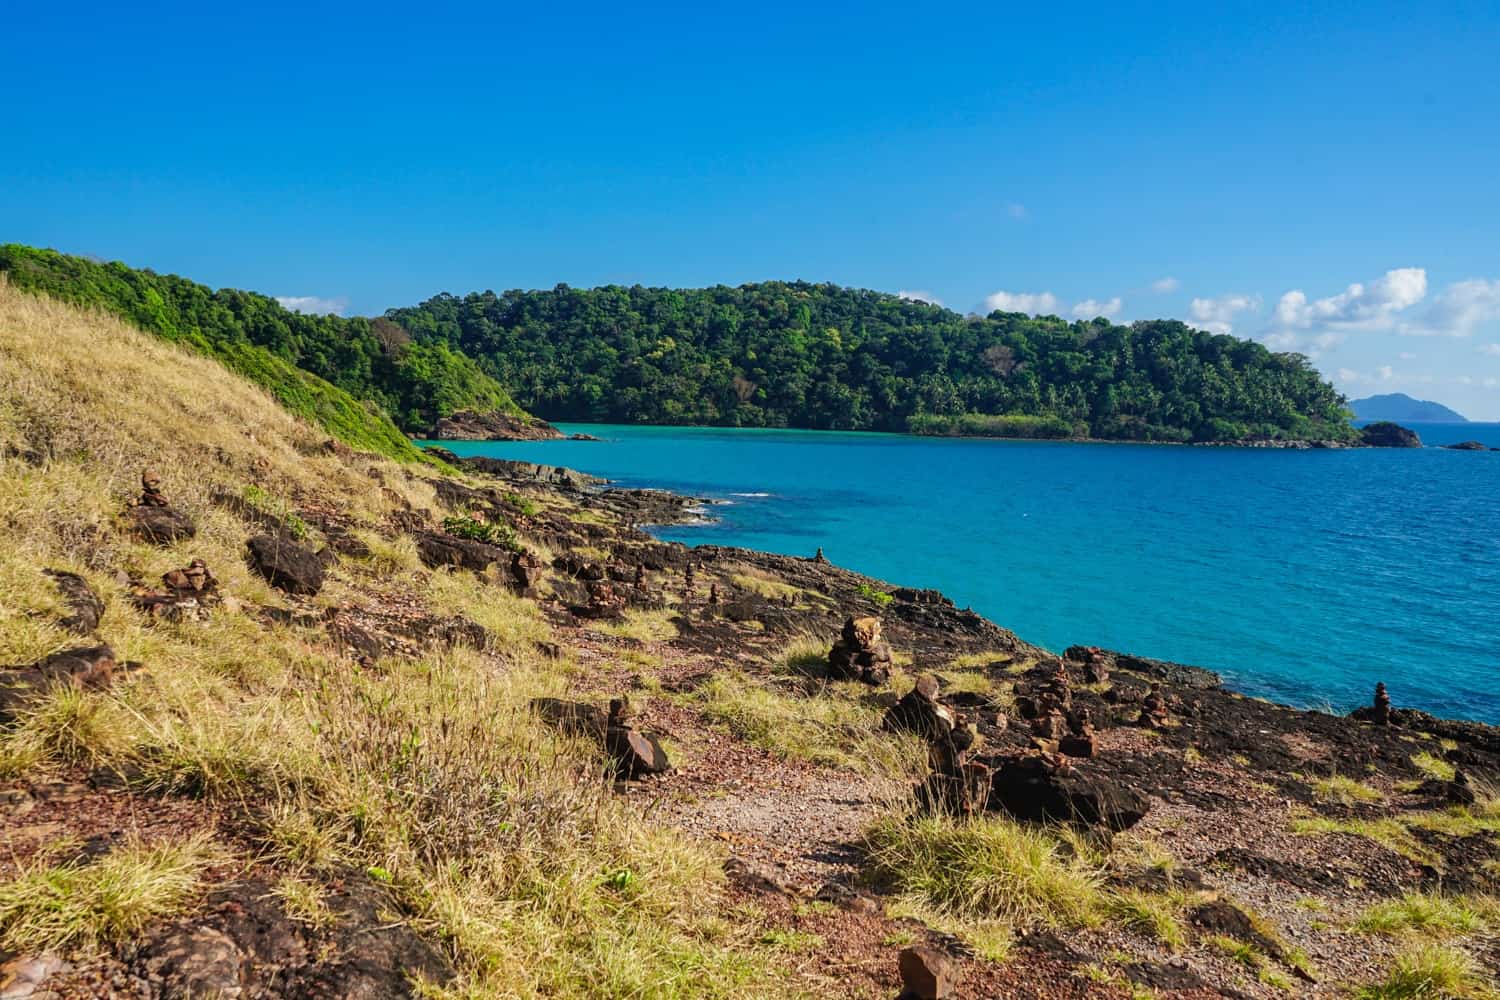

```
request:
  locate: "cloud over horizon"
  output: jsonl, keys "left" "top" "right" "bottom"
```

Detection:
{"left": 1273, "top": 267, "right": 1427, "bottom": 333}
{"left": 897, "top": 289, "right": 944, "bottom": 306}
{"left": 1187, "top": 293, "right": 1259, "bottom": 335}
{"left": 276, "top": 295, "right": 348, "bottom": 316}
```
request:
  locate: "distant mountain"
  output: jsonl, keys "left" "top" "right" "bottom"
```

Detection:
{"left": 1349, "top": 393, "right": 1467, "bottom": 423}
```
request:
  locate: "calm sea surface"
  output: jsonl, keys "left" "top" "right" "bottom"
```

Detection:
{"left": 434, "top": 421, "right": 1500, "bottom": 724}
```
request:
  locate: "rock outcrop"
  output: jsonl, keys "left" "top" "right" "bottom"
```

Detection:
{"left": 0, "top": 645, "right": 119, "bottom": 721}
{"left": 426, "top": 409, "right": 564, "bottom": 441}
{"left": 1444, "top": 440, "right": 1488, "bottom": 451}
{"left": 127, "top": 468, "right": 198, "bottom": 543}
{"left": 827, "top": 616, "right": 893, "bottom": 685}
{"left": 1359, "top": 421, "right": 1421, "bottom": 448}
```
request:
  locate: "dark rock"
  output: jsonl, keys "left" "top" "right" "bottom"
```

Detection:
{"left": 44, "top": 568, "right": 104, "bottom": 634}
{"left": 1443, "top": 439, "right": 1487, "bottom": 450}
{"left": 246, "top": 533, "right": 325, "bottom": 595}
{"left": 531, "top": 698, "right": 609, "bottom": 739}
{"left": 988, "top": 753, "right": 1150, "bottom": 831}
{"left": 128, "top": 503, "right": 197, "bottom": 544}
{"left": 1360, "top": 421, "right": 1421, "bottom": 448}
{"left": 413, "top": 530, "right": 508, "bottom": 572}
{"left": 898, "top": 945, "right": 956, "bottom": 999}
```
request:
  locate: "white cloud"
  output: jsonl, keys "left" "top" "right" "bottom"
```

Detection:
{"left": 1006, "top": 202, "right": 1027, "bottom": 220}
{"left": 276, "top": 295, "right": 348, "bottom": 316}
{"left": 1188, "top": 293, "right": 1259, "bottom": 335}
{"left": 1273, "top": 268, "right": 1427, "bottom": 332}
{"left": 1399, "top": 351, "right": 1417, "bottom": 360}
{"left": 1481, "top": 343, "right": 1500, "bottom": 356}
{"left": 1402, "top": 278, "right": 1500, "bottom": 337}
{"left": 983, "top": 290, "right": 1059, "bottom": 315}
{"left": 897, "top": 289, "right": 943, "bottom": 307}
{"left": 1150, "top": 276, "right": 1180, "bottom": 293}
{"left": 1070, "top": 297, "right": 1122, "bottom": 320}
{"left": 1337, "top": 365, "right": 1443, "bottom": 387}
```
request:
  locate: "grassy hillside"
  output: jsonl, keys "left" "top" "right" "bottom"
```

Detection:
{"left": 0, "top": 284, "right": 780, "bottom": 997}
{"left": 390, "top": 281, "right": 1357, "bottom": 442}
{"left": 0, "top": 245, "right": 541, "bottom": 458}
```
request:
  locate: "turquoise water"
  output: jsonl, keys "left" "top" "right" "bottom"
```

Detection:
{"left": 435, "top": 422, "right": 1500, "bottom": 724}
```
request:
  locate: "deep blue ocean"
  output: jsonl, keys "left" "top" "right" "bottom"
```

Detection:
{"left": 434, "top": 422, "right": 1500, "bottom": 724}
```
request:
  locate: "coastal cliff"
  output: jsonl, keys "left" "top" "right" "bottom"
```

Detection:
{"left": 2, "top": 285, "right": 1497, "bottom": 999}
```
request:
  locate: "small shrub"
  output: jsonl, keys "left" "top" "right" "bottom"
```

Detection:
{"left": 442, "top": 512, "right": 519, "bottom": 551}
{"left": 856, "top": 582, "right": 893, "bottom": 606}
{"left": 502, "top": 491, "right": 540, "bottom": 517}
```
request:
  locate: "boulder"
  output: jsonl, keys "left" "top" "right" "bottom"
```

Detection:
{"left": 128, "top": 504, "right": 197, "bottom": 544}
{"left": 246, "top": 533, "right": 325, "bottom": 595}
{"left": 988, "top": 754, "right": 1149, "bottom": 831}
{"left": 43, "top": 569, "right": 103, "bottom": 634}
{"left": 605, "top": 725, "right": 671, "bottom": 778}
{"left": 898, "top": 945, "right": 956, "bottom": 999}
{"left": 1360, "top": 421, "right": 1421, "bottom": 448}
{"left": 414, "top": 531, "right": 508, "bottom": 572}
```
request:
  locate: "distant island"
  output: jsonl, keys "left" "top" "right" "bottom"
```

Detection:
{"left": 1350, "top": 392, "right": 1467, "bottom": 423}
{"left": 2, "top": 244, "right": 1362, "bottom": 446}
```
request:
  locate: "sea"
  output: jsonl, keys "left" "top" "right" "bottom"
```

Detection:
{"left": 431, "top": 422, "right": 1500, "bottom": 725}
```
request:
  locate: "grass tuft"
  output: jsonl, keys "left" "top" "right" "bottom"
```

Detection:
{"left": 1356, "top": 942, "right": 1490, "bottom": 999}
{"left": 864, "top": 812, "right": 1103, "bottom": 928}
{"left": 0, "top": 835, "right": 216, "bottom": 951}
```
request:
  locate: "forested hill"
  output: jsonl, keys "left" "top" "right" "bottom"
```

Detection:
{"left": 0, "top": 245, "right": 541, "bottom": 451}
{"left": 388, "top": 282, "right": 1357, "bottom": 443}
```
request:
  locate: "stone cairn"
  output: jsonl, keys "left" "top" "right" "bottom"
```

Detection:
{"left": 1016, "top": 659, "right": 1100, "bottom": 758}
{"left": 1060, "top": 706, "right": 1096, "bottom": 759}
{"left": 1372, "top": 682, "right": 1392, "bottom": 726}
{"left": 827, "top": 616, "right": 892, "bottom": 685}
{"left": 1139, "top": 682, "right": 1171, "bottom": 729}
{"left": 885, "top": 676, "right": 988, "bottom": 816}
{"left": 135, "top": 559, "right": 220, "bottom": 620}
{"left": 138, "top": 468, "right": 169, "bottom": 507}
{"left": 1078, "top": 646, "right": 1111, "bottom": 684}
{"left": 581, "top": 580, "right": 626, "bottom": 621}
{"left": 127, "top": 467, "right": 197, "bottom": 543}
{"left": 509, "top": 549, "right": 543, "bottom": 596}
{"left": 603, "top": 697, "right": 671, "bottom": 779}
{"left": 531, "top": 696, "right": 670, "bottom": 779}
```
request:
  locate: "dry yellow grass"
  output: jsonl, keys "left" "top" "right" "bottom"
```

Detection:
{"left": 0, "top": 284, "right": 791, "bottom": 998}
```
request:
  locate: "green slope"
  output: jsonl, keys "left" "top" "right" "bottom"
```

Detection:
{"left": 390, "top": 282, "right": 1357, "bottom": 443}
{"left": 0, "top": 245, "right": 536, "bottom": 459}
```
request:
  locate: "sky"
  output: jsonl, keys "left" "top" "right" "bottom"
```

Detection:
{"left": 4, "top": 2, "right": 1499, "bottom": 417}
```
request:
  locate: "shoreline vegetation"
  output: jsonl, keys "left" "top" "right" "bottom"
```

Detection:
{"left": 2, "top": 283, "right": 1498, "bottom": 998}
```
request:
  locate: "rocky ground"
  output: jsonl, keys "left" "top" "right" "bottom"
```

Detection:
{"left": 3, "top": 440, "right": 1498, "bottom": 999}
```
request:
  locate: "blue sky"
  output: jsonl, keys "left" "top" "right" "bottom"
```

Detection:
{"left": 5, "top": 2, "right": 1499, "bottom": 416}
